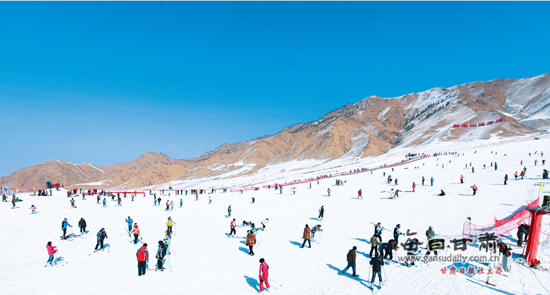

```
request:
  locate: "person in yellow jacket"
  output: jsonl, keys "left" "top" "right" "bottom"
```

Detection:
{"left": 167, "top": 217, "right": 175, "bottom": 234}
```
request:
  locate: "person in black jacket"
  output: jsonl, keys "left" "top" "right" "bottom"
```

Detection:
{"left": 370, "top": 252, "right": 384, "bottom": 286}
{"left": 156, "top": 240, "right": 168, "bottom": 270}
{"left": 78, "top": 218, "right": 87, "bottom": 233}
{"left": 95, "top": 228, "right": 108, "bottom": 250}
{"left": 517, "top": 224, "right": 529, "bottom": 247}
{"left": 341, "top": 246, "right": 357, "bottom": 276}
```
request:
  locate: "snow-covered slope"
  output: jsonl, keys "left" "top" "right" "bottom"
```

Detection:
{"left": 3, "top": 135, "right": 550, "bottom": 294}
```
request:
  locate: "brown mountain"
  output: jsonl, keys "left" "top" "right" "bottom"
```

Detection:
{"left": 1, "top": 73, "right": 549, "bottom": 190}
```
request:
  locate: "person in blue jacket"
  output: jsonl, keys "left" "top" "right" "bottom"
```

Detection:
{"left": 125, "top": 216, "right": 133, "bottom": 236}
{"left": 61, "top": 218, "right": 72, "bottom": 239}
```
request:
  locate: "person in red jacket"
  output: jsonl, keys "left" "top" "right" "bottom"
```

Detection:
{"left": 46, "top": 241, "right": 57, "bottom": 267}
{"left": 259, "top": 258, "right": 270, "bottom": 292}
{"left": 136, "top": 243, "right": 149, "bottom": 276}
{"left": 229, "top": 218, "right": 237, "bottom": 238}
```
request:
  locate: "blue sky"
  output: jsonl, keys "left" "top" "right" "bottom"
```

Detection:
{"left": 1, "top": 2, "right": 549, "bottom": 176}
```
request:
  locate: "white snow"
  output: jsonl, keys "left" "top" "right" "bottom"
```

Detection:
{"left": 3, "top": 135, "right": 550, "bottom": 294}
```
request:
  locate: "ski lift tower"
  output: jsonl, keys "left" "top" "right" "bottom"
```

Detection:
{"left": 525, "top": 206, "right": 550, "bottom": 265}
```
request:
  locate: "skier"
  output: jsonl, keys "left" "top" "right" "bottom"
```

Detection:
{"left": 70, "top": 198, "right": 76, "bottom": 208}
{"left": 131, "top": 224, "right": 140, "bottom": 244}
{"left": 261, "top": 218, "right": 269, "bottom": 230}
{"left": 438, "top": 190, "right": 446, "bottom": 196}
{"left": 370, "top": 235, "right": 380, "bottom": 257}
{"left": 460, "top": 175, "right": 465, "bottom": 184}
{"left": 95, "top": 228, "right": 108, "bottom": 250}
{"left": 327, "top": 188, "right": 331, "bottom": 196}
{"left": 117, "top": 196, "right": 122, "bottom": 206}
{"left": 79, "top": 218, "right": 87, "bottom": 233}
{"left": 370, "top": 252, "right": 384, "bottom": 287}
{"left": 341, "top": 246, "right": 357, "bottom": 277}
{"left": 163, "top": 232, "right": 172, "bottom": 255}
{"left": 165, "top": 200, "right": 170, "bottom": 211}
{"left": 126, "top": 216, "right": 133, "bottom": 236}
{"left": 246, "top": 230, "right": 256, "bottom": 256}
{"left": 504, "top": 174, "right": 508, "bottom": 185}
{"left": 374, "top": 222, "right": 383, "bottom": 241}
{"left": 208, "top": 196, "right": 212, "bottom": 204}
{"left": 228, "top": 205, "right": 232, "bottom": 217}
{"left": 102, "top": 198, "right": 107, "bottom": 207}
{"left": 412, "top": 182, "right": 416, "bottom": 192}
{"left": 515, "top": 171, "right": 518, "bottom": 180}
{"left": 11, "top": 196, "right": 16, "bottom": 208}
{"left": 259, "top": 258, "right": 270, "bottom": 292}
{"left": 136, "top": 243, "right": 149, "bottom": 276}
{"left": 61, "top": 218, "right": 72, "bottom": 240}
{"left": 301, "top": 224, "right": 311, "bottom": 248}
{"left": 30, "top": 205, "right": 37, "bottom": 214}
{"left": 495, "top": 162, "right": 498, "bottom": 170}
{"left": 471, "top": 184, "right": 478, "bottom": 195}
{"left": 166, "top": 217, "right": 175, "bottom": 233}
{"left": 46, "top": 241, "right": 57, "bottom": 267}
{"left": 229, "top": 218, "right": 237, "bottom": 237}
{"left": 97, "top": 195, "right": 100, "bottom": 204}
{"left": 358, "top": 189, "right": 363, "bottom": 199}
{"left": 318, "top": 206, "right": 325, "bottom": 220}
{"left": 179, "top": 198, "right": 183, "bottom": 208}
{"left": 251, "top": 196, "right": 255, "bottom": 203}
{"left": 393, "top": 224, "right": 403, "bottom": 245}
{"left": 311, "top": 224, "right": 322, "bottom": 240}
{"left": 389, "top": 188, "right": 395, "bottom": 199}
{"left": 422, "top": 176, "right": 425, "bottom": 186}
{"left": 156, "top": 240, "right": 168, "bottom": 271}
{"left": 430, "top": 177, "right": 434, "bottom": 186}
{"left": 425, "top": 226, "right": 437, "bottom": 256}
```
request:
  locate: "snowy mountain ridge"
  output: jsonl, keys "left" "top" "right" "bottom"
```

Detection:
{"left": 1, "top": 73, "right": 549, "bottom": 190}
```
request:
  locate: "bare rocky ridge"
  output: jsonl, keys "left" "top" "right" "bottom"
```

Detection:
{"left": 2, "top": 73, "right": 549, "bottom": 190}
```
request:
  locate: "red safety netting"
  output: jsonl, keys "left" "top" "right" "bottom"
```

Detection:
{"left": 494, "top": 197, "right": 539, "bottom": 236}
{"left": 463, "top": 198, "right": 539, "bottom": 239}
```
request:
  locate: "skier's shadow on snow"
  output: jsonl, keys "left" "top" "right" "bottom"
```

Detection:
{"left": 326, "top": 264, "right": 371, "bottom": 289}
{"left": 466, "top": 278, "right": 514, "bottom": 295}
{"left": 244, "top": 275, "right": 260, "bottom": 292}
{"left": 354, "top": 238, "right": 371, "bottom": 245}
{"left": 289, "top": 241, "right": 302, "bottom": 247}
{"left": 238, "top": 247, "right": 250, "bottom": 255}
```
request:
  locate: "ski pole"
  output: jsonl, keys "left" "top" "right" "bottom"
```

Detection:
{"left": 269, "top": 277, "right": 282, "bottom": 287}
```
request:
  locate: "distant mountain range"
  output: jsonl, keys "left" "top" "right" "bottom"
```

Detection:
{"left": 2, "top": 73, "right": 549, "bottom": 190}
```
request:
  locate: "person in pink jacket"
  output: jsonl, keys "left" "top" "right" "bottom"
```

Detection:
{"left": 259, "top": 258, "right": 270, "bottom": 292}
{"left": 46, "top": 241, "right": 57, "bottom": 266}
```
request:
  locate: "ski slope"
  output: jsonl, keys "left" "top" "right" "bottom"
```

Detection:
{"left": 3, "top": 136, "right": 550, "bottom": 295}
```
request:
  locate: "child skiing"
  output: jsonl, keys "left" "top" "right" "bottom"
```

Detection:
{"left": 30, "top": 205, "right": 36, "bottom": 214}
{"left": 46, "top": 241, "right": 57, "bottom": 267}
